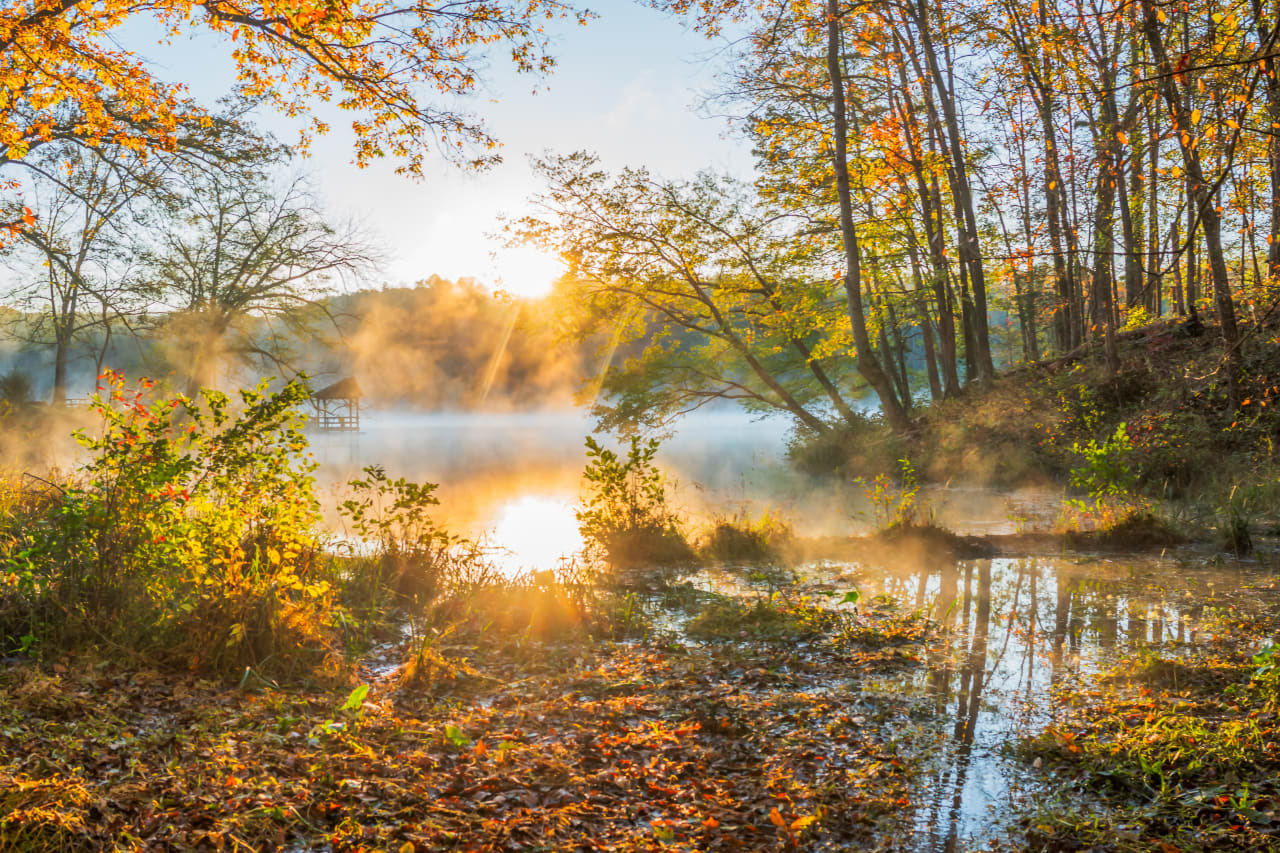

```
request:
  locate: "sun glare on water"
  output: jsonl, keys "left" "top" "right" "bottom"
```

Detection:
{"left": 489, "top": 495, "right": 583, "bottom": 576}
{"left": 491, "top": 246, "right": 563, "bottom": 300}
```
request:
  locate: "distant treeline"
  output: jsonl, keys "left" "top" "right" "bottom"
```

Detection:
{"left": 319, "top": 277, "right": 599, "bottom": 409}
{"left": 0, "top": 277, "right": 605, "bottom": 411}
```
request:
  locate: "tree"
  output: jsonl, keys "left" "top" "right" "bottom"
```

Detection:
{"left": 2, "top": 143, "right": 160, "bottom": 403}
{"left": 144, "top": 155, "right": 376, "bottom": 392}
{"left": 0, "top": 0, "right": 588, "bottom": 226}
{"left": 517, "top": 152, "right": 869, "bottom": 434}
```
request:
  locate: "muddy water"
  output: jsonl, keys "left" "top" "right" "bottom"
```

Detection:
{"left": 306, "top": 410, "right": 1277, "bottom": 851}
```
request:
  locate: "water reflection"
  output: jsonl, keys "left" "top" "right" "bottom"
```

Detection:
{"left": 307, "top": 410, "right": 1064, "bottom": 564}
{"left": 309, "top": 409, "right": 800, "bottom": 565}
{"left": 489, "top": 494, "right": 583, "bottom": 576}
{"left": 840, "top": 554, "right": 1266, "bottom": 851}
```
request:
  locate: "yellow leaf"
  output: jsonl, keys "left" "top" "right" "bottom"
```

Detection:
{"left": 1191, "top": 108, "right": 1202, "bottom": 126}
{"left": 399, "top": 844, "right": 415, "bottom": 853}
{"left": 1227, "top": 118, "right": 1240, "bottom": 129}
{"left": 1157, "top": 7, "right": 1166, "bottom": 21}
{"left": 791, "top": 816, "right": 818, "bottom": 831}
{"left": 266, "top": 547, "right": 281, "bottom": 566}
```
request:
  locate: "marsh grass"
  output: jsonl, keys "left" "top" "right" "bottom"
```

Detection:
{"left": 685, "top": 592, "right": 851, "bottom": 644}
{"left": 699, "top": 508, "right": 795, "bottom": 563}
{"left": 1020, "top": 645, "right": 1280, "bottom": 851}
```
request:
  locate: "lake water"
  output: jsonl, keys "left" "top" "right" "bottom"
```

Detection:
{"left": 306, "top": 409, "right": 1061, "bottom": 574}
{"left": 308, "top": 409, "right": 803, "bottom": 573}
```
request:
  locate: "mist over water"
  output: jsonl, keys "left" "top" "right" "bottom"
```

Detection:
{"left": 309, "top": 409, "right": 803, "bottom": 572}
{"left": 307, "top": 408, "right": 1066, "bottom": 574}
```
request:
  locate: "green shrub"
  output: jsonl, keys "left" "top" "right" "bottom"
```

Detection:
{"left": 339, "top": 464, "right": 457, "bottom": 612}
{"left": 576, "top": 435, "right": 694, "bottom": 569}
{"left": 701, "top": 509, "right": 795, "bottom": 563}
{"left": 859, "top": 457, "right": 928, "bottom": 532}
{"left": 3, "top": 370, "right": 336, "bottom": 678}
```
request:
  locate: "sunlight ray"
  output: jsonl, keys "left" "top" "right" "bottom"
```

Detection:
{"left": 478, "top": 301, "right": 520, "bottom": 405}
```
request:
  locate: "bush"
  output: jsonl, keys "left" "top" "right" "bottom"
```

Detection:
{"left": 0, "top": 369, "right": 34, "bottom": 405}
{"left": 700, "top": 509, "right": 795, "bottom": 563}
{"left": 576, "top": 435, "right": 694, "bottom": 570}
{"left": 339, "top": 464, "right": 457, "bottom": 613}
{"left": 860, "top": 457, "right": 929, "bottom": 532}
{"left": 786, "top": 417, "right": 900, "bottom": 478}
{"left": 2, "top": 371, "right": 336, "bottom": 679}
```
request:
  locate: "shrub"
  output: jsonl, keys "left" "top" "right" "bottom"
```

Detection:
{"left": 859, "top": 457, "right": 929, "bottom": 532}
{"left": 0, "top": 369, "right": 34, "bottom": 405}
{"left": 785, "top": 417, "right": 900, "bottom": 478}
{"left": 576, "top": 435, "right": 694, "bottom": 569}
{"left": 339, "top": 464, "right": 456, "bottom": 611}
{"left": 700, "top": 509, "right": 795, "bottom": 563}
{"left": 3, "top": 371, "right": 336, "bottom": 678}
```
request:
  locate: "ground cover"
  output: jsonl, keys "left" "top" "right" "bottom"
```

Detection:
{"left": 0, "top": 584, "right": 934, "bottom": 852}
{"left": 1011, "top": 568, "right": 1280, "bottom": 852}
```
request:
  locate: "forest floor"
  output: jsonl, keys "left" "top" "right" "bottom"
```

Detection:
{"left": 0, "top": 585, "right": 935, "bottom": 852}
{"left": 5, "top": 545, "right": 1280, "bottom": 852}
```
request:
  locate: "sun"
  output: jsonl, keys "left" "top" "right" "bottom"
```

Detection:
{"left": 491, "top": 246, "right": 564, "bottom": 300}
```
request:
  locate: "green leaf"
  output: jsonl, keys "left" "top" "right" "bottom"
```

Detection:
{"left": 443, "top": 724, "right": 471, "bottom": 748}
{"left": 340, "top": 683, "right": 370, "bottom": 712}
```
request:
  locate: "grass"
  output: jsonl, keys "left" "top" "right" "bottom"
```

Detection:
{"left": 698, "top": 509, "right": 795, "bottom": 563}
{"left": 684, "top": 593, "right": 845, "bottom": 643}
{"left": 1017, "top": 641, "right": 1280, "bottom": 851}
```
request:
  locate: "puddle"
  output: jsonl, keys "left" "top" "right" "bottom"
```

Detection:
{"left": 666, "top": 552, "right": 1280, "bottom": 851}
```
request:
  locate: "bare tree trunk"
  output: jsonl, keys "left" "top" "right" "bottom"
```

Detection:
{"left": 913, "top": 0, "right": 995, "bottom": 381}
{"left": 826, "top": 0, "right": 909, "bottom": 431}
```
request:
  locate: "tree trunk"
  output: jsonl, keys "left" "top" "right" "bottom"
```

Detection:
{"left": 913, "top": 0, "right": 995, "bottom": 381}
{"left": 825, "top": 0, "right": 909, "bottom": 432}
{"left": 1141, "top": 0, "right": 1242, "bottom": 407}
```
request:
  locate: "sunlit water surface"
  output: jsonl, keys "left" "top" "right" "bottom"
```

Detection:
{"left": 307, "top": 409, "right": 1060, "bottom": 575}
{"left": 309, "top": 409, "right": 799, "bottom": 575}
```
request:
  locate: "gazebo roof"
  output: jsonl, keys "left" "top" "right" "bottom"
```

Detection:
{"left": 312, "top": 377, "right": 363, "bottom": 400}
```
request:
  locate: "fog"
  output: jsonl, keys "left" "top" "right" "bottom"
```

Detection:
{"left": 309, "top": 408, "right": 1064, "bottom": 573}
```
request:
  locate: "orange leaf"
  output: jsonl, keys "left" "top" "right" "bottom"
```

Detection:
{"left": 769, "top": 808, "right": 786, "bottom": 828}
{"left": 702, "top": 816, "right": 720, "bottom": 829}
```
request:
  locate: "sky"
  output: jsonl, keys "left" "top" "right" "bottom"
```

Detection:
{"left": 133, "top": 4, "right": 755, "bottom": 297}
